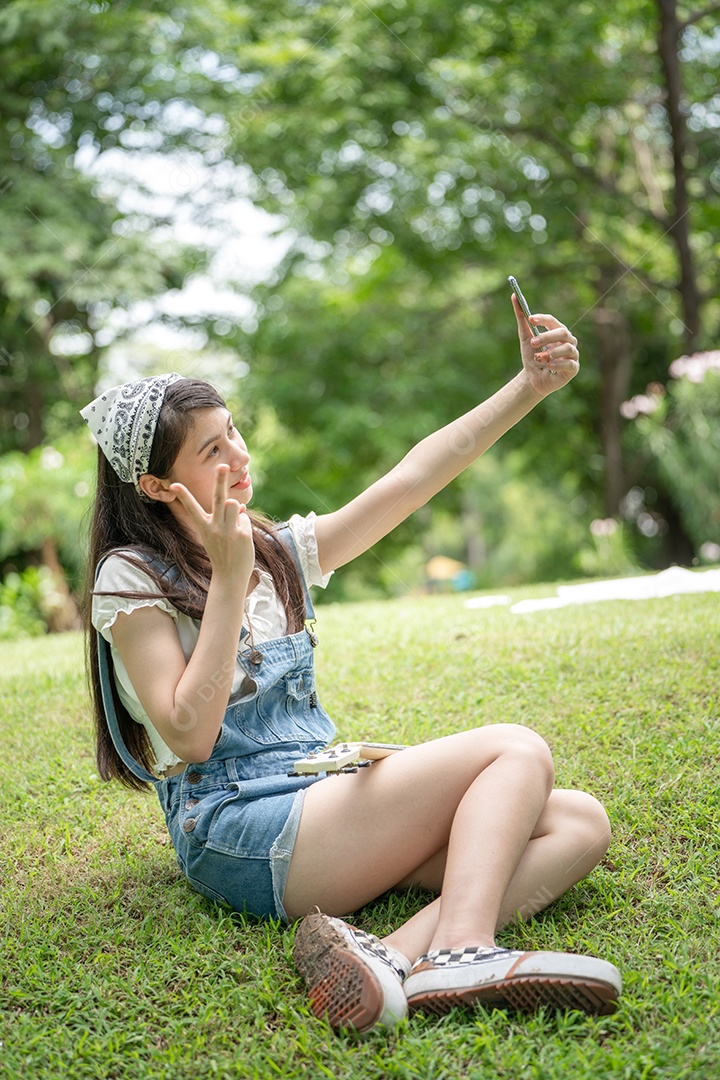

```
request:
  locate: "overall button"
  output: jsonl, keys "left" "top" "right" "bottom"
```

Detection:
{"left": 185, "top": 798, "right": 199, "bottom": 810}
{"left": 186, "top": 771, "right": 203, "bottom": 784}
{"left": 183, "top": 818, "right": 198, "bottom": 833}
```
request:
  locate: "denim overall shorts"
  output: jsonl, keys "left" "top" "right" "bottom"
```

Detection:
{"left": 95, "top": 526, "right": 336, "bottom": 921}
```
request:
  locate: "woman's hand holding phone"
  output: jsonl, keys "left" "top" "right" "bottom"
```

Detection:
{"left": 508, "top": 275, "right": 580, "bottom": 396}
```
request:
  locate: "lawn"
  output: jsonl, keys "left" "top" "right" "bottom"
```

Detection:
{"left": 2, "top": 582, "right": 719, "bottom": 1079}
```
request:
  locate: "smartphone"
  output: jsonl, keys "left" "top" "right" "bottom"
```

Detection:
{"left": 507, "top": 276, "right": 548, "bottom": 336}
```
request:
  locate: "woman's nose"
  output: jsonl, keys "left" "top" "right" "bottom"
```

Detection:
{"left": 228, "top": 442, "right": 249, "bottom": 469}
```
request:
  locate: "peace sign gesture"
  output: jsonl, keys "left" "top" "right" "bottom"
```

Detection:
{"left": 169, "top": 464, "right": 255, "bottom": 582}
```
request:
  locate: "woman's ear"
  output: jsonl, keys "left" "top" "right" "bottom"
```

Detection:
{"left": 138, "top": 474, "right": 175, "bottom": 503}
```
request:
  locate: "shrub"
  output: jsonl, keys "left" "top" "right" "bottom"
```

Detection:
{"left": 0, "top": 566, "right": 58, "bottom": 639}
{"left": 635, "top": 362, "right": 720, "bottom": 551}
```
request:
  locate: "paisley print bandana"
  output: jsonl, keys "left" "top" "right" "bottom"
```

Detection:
{"left": 80, "top": 373, "right": 183, "bottom": 499}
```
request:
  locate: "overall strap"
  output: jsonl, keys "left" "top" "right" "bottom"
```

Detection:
{"left": 93, "top": 550, "right": 162, "bottom": 785}
{"left": 96, "top": 631, "right": 158, "bottom": 784}
{"left": 274, "top": 522, "right": 315, "bottom": 622}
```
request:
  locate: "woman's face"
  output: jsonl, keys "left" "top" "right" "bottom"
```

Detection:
{"left": 164, "top": 406, "right": 253, "bottom": 515}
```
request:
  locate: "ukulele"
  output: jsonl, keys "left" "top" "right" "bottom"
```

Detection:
{"left": 291, "top": 741, "right": 405, "bottom": 774}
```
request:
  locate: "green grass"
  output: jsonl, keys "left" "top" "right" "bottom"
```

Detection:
{"left": 2, "top": 582, "right": 720, "bottom": 1079}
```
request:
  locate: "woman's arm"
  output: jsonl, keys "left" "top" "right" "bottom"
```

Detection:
{"left": 111, "top": 568, "right": 250, "bottom": 763}
{"left": 111, "top": 465, "right": 255, "bottom": 763}
{"left": 314, "top": 297, "right": 579, "bottom": 574}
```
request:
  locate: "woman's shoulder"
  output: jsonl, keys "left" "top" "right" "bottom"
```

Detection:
{"left": 92, "top": 548, "right": 180, "bottom": 636}
{"left": 283, "top": 512, "right": 333, "bottom": 589}
{"left": 95, "top": 548, "right": 171, "bottom": 593}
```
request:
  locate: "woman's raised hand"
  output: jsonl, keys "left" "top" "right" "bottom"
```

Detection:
{"left": 169, "top": 465, "right": 255, "bottom": 582}
{"left": 512, "top": 293, "right": 580, "bottom": 397}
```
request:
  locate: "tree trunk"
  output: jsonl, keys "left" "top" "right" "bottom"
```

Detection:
{"left": 591, "top": 290, "right": 634, "bottom": 518}
{"left": 656, "top": 0, "right": 702, "bottom": 351}
{"left": 40, "top": 538, "right": 80, "bottom": 632}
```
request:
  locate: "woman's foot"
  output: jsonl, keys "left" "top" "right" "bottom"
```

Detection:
{"left": 293, "top": 907, "right": 411, "bottom": 1032}
{"left": 403, "top": 945, "right": 622, "bottom": 1016}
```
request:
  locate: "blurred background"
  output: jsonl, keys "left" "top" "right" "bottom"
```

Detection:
{"left": 0, "top": 0, "right": 718, "bottom": 636}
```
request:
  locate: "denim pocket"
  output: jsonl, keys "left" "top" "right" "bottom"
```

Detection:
{"left": 178, "top": 784, "right": 241, "bottom": 851}
{"left": 283, "top": 670, "right": 317, "bottom": 720}
{"left": 231, "top": 668, "right": 322, "bottom": 745}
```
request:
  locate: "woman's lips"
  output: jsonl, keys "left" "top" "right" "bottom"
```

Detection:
{"left": 232, "top": 472, "right": 252, "bottom": 490}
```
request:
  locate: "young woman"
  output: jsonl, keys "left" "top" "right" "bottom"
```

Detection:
{"left": 82, "top": 294, "right": 621, "bottom": 1033}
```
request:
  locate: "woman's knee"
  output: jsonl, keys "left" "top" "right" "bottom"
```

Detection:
{"left": 475, "top": 723, "right": 555, "bottom": 791}
{"left": 554, "top": 789, "right": 612, "bottom": 857}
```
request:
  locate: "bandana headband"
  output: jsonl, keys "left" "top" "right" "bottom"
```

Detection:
{"left": 80, "top": 373, "right": 183, "bottom": 499}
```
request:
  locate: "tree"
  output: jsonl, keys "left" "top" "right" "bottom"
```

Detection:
{"left": 211, "top": 0, "right": 717, "bottom": 529}
{"left": 0, "top": 0, "right": 252, "bottom": 602}
{"left": 656, "top": 0, "right": 720, "bottom": 349}
{"left": 2, "top": 1, "right": 717, "bottom": 608}
{"left": 0, "top": 0, "right": 239, "bottom": 455}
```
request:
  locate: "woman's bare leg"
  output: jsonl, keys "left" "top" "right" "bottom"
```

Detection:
{"left": 284, "top": 725, "right": 569, "bottom": 952}
{"left": 382, "top": 789, "right": 611, "bottom": 963}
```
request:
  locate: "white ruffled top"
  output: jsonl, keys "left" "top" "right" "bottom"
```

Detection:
{"left": 92, "top": 512, "right": 332, "bottom": 775}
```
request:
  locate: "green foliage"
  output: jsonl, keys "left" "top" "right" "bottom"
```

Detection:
{"left": 0, "top": 565, "right": 56, "bottom": 638}
{"left": 221, "top": 0, "right": 717, "bottom": 341}
{"left": 1, "top": 0, "right": 718, "bottom": 600}
{"left": 577, "top": 521, "right": 639, "bottom": 579}
{"left": 0, "top": 0, "right": 235, "bottom": 454}
{"left": 637, "top": 369, "right": 720, "bottom": 548}
{"left": 0, "top": 430, "right": 95, "bottom": 591}
{"left": 217, "top": 0, "right": 718, "bottom": 580}
{"left": 460, "top": 453, "right": 590, "bottom": 586}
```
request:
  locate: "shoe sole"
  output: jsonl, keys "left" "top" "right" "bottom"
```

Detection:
{"left": 293, "top": 911, "right": 384, "bottom": 1032}
{"left": 407, "top": 974, "right": 619, "bottom": 1017}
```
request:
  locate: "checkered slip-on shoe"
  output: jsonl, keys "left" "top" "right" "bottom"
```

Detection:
{"left": 293, "top": 907, "right": 411, "bottom": 1033}
{"left": 404, "top": 945, "right": 621, "bottom": 1017}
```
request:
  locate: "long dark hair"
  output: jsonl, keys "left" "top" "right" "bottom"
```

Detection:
{"left": 82, "top": 378, "right": 306, "bottom": 790}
